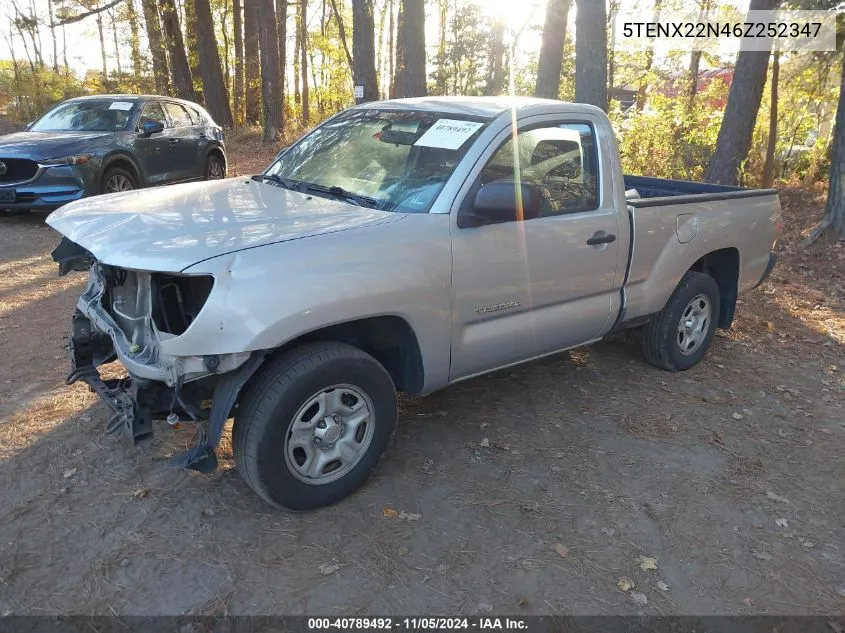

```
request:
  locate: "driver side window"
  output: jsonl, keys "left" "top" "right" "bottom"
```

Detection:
{"left": 138, "top": 102, "right": 168, "bottom": 131}
{"left": 480, "top": 123, "right": 599, "bottom": 217}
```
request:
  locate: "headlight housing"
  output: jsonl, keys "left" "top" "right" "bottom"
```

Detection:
{"left": 41, "top": 155, "right": 92, "bottom": 166}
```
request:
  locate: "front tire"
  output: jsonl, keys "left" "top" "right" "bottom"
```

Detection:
{"left": 233, "top": 342, "right": 397, "bottom": 510}
{"left": 642, "top": 271, "right": 721, "bottom": 371}
{"left": 205, "top": 153, "right": 226, "bottom": 180}
{"left": 101, "top": 166, "right": 137, "bottom": 194}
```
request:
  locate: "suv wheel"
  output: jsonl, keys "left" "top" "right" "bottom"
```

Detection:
{"left": 206, "top": 154, "right": 226, "bottom": 180}
{"left": 233, "top": 342, "right": 397, "bottom": 510}
{"left": 642, "top": 271, "right": 721, "bottom": 371}
{"left": 102, "top": 167, "right": 137, "bottom": 193}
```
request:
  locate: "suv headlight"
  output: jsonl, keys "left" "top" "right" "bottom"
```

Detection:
{"left": 41, "top": 155, "right": 92, "bottom": 166}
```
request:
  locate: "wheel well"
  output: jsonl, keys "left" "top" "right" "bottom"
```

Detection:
{"left": 208, "top": 147, "right": 226, "bottom": 166}
{"left": 689, "top": 248, "right": 739, "bottom": 328}
{"left": 275, "top": 316, "right": 425, "bottom": 394}
{"left": 102, "top": 157, "right": 140, "bottom": 188}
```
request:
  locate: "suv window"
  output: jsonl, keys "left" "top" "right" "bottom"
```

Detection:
{"left": 480, "top": 123, "right": 599, "bottom": 217}
{"left": 188, "top": 107, "right": 204, "bottom": 125}
{"left": 139, "top": 101, "right": 168, "bottom": 129}
{"left": 164, "top": 102, "right": 194, "bottom": 128}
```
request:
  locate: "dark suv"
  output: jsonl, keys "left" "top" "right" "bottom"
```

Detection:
{"left": 0, "top": 94, "right": 226, "bottom": 211}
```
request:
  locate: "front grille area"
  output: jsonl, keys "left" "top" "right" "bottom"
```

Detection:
{"left": 0, "top": 158, "right": 39, "bottom": 182}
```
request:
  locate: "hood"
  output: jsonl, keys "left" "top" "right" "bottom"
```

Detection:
{"left": 0, "top": 131, "right": 114, "bottom": 160}
{"left": 46, "top": 178, "right": 406, "bottom": 272}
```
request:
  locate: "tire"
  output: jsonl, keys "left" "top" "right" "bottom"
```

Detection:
{"left": 233, "top": 342, "right": 397, "bottom": 510}
{"left": 642, "top": 271, "right": 721, "bottom": 371}
{"left": 205, "top": 153, "right": 226, "bottom": 180}
{"left": 101, "top": 166, "right": 137, "bottom": 194}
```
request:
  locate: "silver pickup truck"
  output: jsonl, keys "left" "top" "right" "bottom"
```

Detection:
{"left": 47, "top": 97, "right": 780, "bottom": 510}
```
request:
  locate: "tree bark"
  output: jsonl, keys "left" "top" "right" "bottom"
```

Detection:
{"left": 256, "top": 0, "right": 283, "bottom": 139}
{"left": 388, "top": 0, "right": 396, "bottom": 97}
{"left": 233, "top": 0, "right": 244, "bottom": 124}
{"left": 244, "top": 0, "right": 261, "bottom": 123}
{"left": 184, "top": 0, "right": 201, "bottom": 99}
{"left": 276, "top": 0, "right": 287, "bottom": 97}
{"left": 300, "top": 0, "right": 309, "bottom": 122}
{"left": 706, "top": 0, "right": 777, "bottom": 185}
{"left": 574, "top": 0, "right": 607, "bottom": 112}
{"left": 110, "top": 10, "right": 122, "bottom": 77}
{"left": 635, "top": 0, "right": 661, "bottom": 111}
{"left": 47, "top": 0, "right": 58, "bottom": 72}
{"left": 127, "top": 0, "right": 144, "bottom": 77}
{"left": 328, "top": 0, "right": 354, "bottom": 74}
{"left": 97, "top": 13, "right": 109, "bottom": 83}
{"left": 484, "top": 18, "right": 506, "bottom": 96}
{"left": 159, "top": 0, "right": 194, "bottom": 99}
{"left": 141, "top": 0, "right": 171, "bottom": 93}
{"left": 433, "top": 0, "right": 447, "bottom": 95}
{"left": 817, "top": 53, "right": 845, "bottom": 240}
{"left": 194, "top": 0, "right": 234, "bottom": 126}
{"left": 352, "top": 0, "right": 379, "bottom": 102}
{"left": 397, "top": 0, "right": 425, "bottom": 97}
{"left": 535, "top": 0, "right": 570, "bottom": 99}
{"left": 762, "top": 51, "right": 779, "bottom": 189}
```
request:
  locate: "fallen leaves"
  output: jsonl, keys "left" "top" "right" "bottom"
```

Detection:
{"left": 656, "top": 581, "right": 670, "bottom": 592}
{"left": 382, "top": 507, "right": 421, "bottom": 521}
{"left": 775, "top": 518, "right": 789, "bottom": 528}
{"left": 382, "top": 507, "right": 399, "bottom": 518}
{"left": 319, "top": 563, "right": 341, "bottom": 575}
{"left": 766, "top": 491, "right": 790, "bottom": 504}
{"left": 630, "top": 592, "right": 648, "bottom": 607}
{"left": 752, "top": 550, "right": 772, "bottom": 561}
{"left": 617, "top": 577, "right": 635, "bottom": 592}
{"left": 553, "top": 543, "right": 569, "bottom": 558}
{"left": 637, "top": 555, "right": 658, "bottom": 571}
{"left": 732, "top": 412, "right": 744, "bottom": 420}
{"left": 479, "top": 437, "right": 490, "bottom": 448}
{"left": 133, "top": 488, "right": 149, "bottom": 499}
{"left": 62, "top": 468, "right": 77, "bottom": 479}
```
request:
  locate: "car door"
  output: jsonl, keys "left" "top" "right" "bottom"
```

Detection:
{"left": 449, "top": 116, "right": 623, "bottom": 381}
{"left": 162, "top": 101, "right": 201, "bottom": 182}
{"left": 134, "top": 101, "right": 176, "bottom": 185}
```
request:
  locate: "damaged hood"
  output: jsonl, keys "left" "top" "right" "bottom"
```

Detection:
{"left": 46, "top": 178, "right": 405, "bottom": 272}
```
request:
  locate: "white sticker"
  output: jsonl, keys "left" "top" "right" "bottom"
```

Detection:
{"left": 354, "top": 85, "right": 364, "bottom": 99}
{"left": 414, "top": 119, "right": 484, "bottom": 150}
{"left": 109, "top": 101, "right": 134, "bottom": 111}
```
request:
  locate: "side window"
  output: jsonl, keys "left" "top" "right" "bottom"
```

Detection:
{"left": 138, "top": 101, "right": 168, "bottom": 129}
{"left": 480, "top": 123, "right": 599, "bottom": 217}
{"left": 163, "top": 102, "right": 193, "bottom": 128}
{"left": 189, "top": 107, "right": 205, "bottom": 125}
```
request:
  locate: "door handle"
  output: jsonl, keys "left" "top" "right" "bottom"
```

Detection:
{"left": 586, "top": 231, "right": 616, "bottom": 246}
{"left": 169, "top": 139, "right": 179, "bottom": 146}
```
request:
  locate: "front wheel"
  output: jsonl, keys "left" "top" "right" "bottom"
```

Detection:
{"left": 101, "top": 167, "right": 137, "bottom": 194}
{"left": 641, "top": 271, "right": 721, "bottom": 371}
{"left": 233, "top": 342, "right": 397, "bottom": 510}
{"left": 205, "top": 153, "right": 226, "bottom": 180}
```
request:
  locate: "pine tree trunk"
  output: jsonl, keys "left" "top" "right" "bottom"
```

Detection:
{"left": 194, "top": 0, "right": 234, "bottom": 126}
{"left": 535, "top": 0, "right": 570, "bottom": 100}
{"left": 47, "top": 0, "right": 58, "bottom": 72}
{"left": 244, "top": 0, "right": 261, "bottom": 123}
{"left": 762, "top": 52, "right": 779, "bottom": 189}
{"left": 706, "top": 0, "right": 776, "bottom": 186}
{"left": 159, "top": 0, "right": 194, "bottom": 99}
{"left": 820, "top": 54, "right": 845, "bottom": 240}
{"left": 388, "top": 0, "right": 395, "bottom": 97}
{"left": 276, "top": 0, "right": 287, "bottom": 97}
{"left": 97, "top": 13, "right": 109, "bottom": 84}
{"left": 142, "top": 0, "right": 171, "bottom": 93}
{"left": 574, "top": 0, "right": 607, "bottom": 112}
{"left": 327, "top": 0, "right": 353, "bottom": 74}
{"left": 300, "top": 0, "right": 309, "bottom": 123}
{"left": 352, "top": 0, "right": 378, "bottom": 102}
{"left": 127, "top": 0, "right": 144, "bottom": 77}
{"left": 233, "top": 0, "right": 244, "bottom": 124}
{"left": 257, "top": 0, "right": 283, "bottom": 139}
{"left": 398, "top": 0, "right": 425, "bottom": 97}
{"left": 484, "top": 18, "right": 505, "bottom": 96}
{"left": 184, "top": 0, "right": 201, "bottom": 99}
{"left": 111, "top": 10, "right": 122, "bottom": 77}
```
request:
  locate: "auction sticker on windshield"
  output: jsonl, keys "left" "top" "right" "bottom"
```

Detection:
{"left": 414, "top": 119, "right": 484, "bottom": 150}
{"left": 109, "top": 101, "right": 134, "bottom": 111}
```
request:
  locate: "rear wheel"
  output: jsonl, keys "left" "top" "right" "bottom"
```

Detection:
{"left": 101, "top": 167, "right": 137, "bottom": 194}
{"left": 233, "top": 342, "right": 397, "bottom": 510}
{"left": 642, "top": 271, "right": 721, "bottom": 371}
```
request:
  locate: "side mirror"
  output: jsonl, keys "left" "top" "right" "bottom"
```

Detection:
{"left": 139, "top": 120, "right": 164, "bottom": 137}
{"left": 458, "top": 180, "right": 541, "bottom": 228}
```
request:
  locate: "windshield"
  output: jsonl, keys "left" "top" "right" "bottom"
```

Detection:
{"left": 30, "top": 100, "right": 136, "bottom": 132}
{"left": 265, "top": 109, "right": 489, "bottom": 213}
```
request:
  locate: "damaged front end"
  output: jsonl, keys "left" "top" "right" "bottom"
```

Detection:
{"left": 53, "top": 237, "right": 263, "bottom": 472}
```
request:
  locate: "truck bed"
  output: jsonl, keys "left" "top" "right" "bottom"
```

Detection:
{"left": 624, "top": 175, "right": 777, "bottom": 207}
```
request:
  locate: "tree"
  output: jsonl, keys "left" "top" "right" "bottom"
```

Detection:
{"left": 194, "top": 0, "right": 234, "bottom": 126}
{"left": 391, "top": 0, "right": 404, "bottom": 97}
{"left": 184, "top": 0, "right": 202, "bottom": 97}
{"left": 706, "top": 0, "right": 777, "bottom": 185}
{"left": 276, "top": 0, "right": 287, "bottom": 96}
{"left": 535, "top": 0, "right": 571, "bottom": 99}
{"left": 141, "top": 0, "right": 171, "bottom": 94}
{"left": 244, "top": 0, "right": 261, "bottom": 124}
{"left": 299, "top": 0, "right": 310, "bottom": 122}
{"left": 484, "top": 18, "right": 506, "bottom": 96}
{"left": 352, "top": 0, "right": 378, "bottom": 102}
{"left": 257, "top": 0, "right": 283, "bottom": 139}
{"left": 233, "top": 0, "right": 244, "bottom": 124}
{"left": 574, "top": 0, "right": 607, "bottom": 112}
{"left": 762, "top": 52, "right": 780, "bottom": 189}
{"left": 126, "top": 0, "right": 144, "bottom": 77}
{"left": 159, "top": 0, "right": 194, "bottom": 99}
{"left": 399, "top": 0, "right": 425, "bottom": 97}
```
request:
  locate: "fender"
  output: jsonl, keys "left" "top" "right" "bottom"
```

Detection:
{"left": 100, "top": 151, "right": 145, "bottom": 187}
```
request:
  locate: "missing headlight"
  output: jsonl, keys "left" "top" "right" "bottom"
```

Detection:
{"left": 151, "top": 273, "right": 214, "bottom": 335}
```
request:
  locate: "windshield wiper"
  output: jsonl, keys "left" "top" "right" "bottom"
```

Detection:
{"left": 252, "top": 173, "right": 303, "bottom": 191}
{"left": 302, "top": 183, "right": 379, "bottom": 209}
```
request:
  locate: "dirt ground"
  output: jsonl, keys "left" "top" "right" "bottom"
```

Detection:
{"left": 0, "top": 140, "right": 843, "bottom": 616}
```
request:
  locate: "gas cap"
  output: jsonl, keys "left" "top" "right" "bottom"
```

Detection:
{"left": 676, "top": 214, "right": 699, "bottom": 244}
